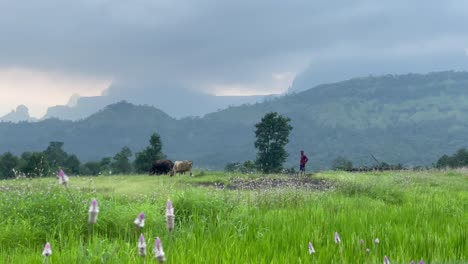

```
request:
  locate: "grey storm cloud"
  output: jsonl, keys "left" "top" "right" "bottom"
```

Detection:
{"left": 1, "top": 0, "right": 468, "bottom": 95}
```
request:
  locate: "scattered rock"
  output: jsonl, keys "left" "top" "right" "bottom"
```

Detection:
{"left": 196, "top": 177, "right": 333, "bottom": 190}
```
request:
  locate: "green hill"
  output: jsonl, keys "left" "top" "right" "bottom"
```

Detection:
{"left": 1, "top": 71, "right": 468, "bottom": 170}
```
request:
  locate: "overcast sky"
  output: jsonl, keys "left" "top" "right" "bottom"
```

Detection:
{"left": 1, "top": 0, "right": 468, "bottom": 117}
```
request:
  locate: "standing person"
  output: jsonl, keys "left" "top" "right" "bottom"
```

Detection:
{"left": 300, "top": 150, "right": 309, "bottom": 175}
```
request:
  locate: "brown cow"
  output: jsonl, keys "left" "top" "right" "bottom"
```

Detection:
{"left": 172, "top": 160, "right": 193, "bottom": 176}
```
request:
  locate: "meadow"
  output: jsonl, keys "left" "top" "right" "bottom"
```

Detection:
{"left": 0, "top": 170, "right": 466, "bottom": 263}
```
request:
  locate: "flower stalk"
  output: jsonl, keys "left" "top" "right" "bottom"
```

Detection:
{"left": 134, "top": 212, "right": 145, "bottom": 228}
{"left": 154, "top": 237, "right": 166, "bottom": 262}
{"left": 138, "top": 233, "right": 146, "bottom": 257}
{"left": 166, "top": 199, "right": 175, "bottom": 232}
{"left": 88, "top": 199, "right": 99, "bottom": 224}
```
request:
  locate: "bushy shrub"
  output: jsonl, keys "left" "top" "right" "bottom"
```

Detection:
{"left": 224, "top": 160, "right": 257, "bottom": 174}
{"left": 436, "top": 148, "right": 468, "bottom": 168}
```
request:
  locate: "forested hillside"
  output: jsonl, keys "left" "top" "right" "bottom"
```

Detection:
{"left": 1, "top": 71, "right": 468, "bottom": 170}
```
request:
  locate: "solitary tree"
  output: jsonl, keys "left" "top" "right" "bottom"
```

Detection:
{"left": 134, "top": 133, "right": 166, "bottom": 173}
{"left": 254, "top": 112, "right": 293, "bottom": 173}
{"left": 43, "top": 142, "right": 67, "bottom": 170}
{"left": 112, "top": 147, "right": 133, "bottom": 174}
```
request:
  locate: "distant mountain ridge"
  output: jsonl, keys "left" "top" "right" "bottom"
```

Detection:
{"left": 41, "top": 90, "right": 269, "bottom": 121}
{"left": 0, "top": 105, "right": 36, "bottom": 123}
{"left": 43, "top": 95, "right": 116, "bottom": 121}
{"left": 1, "top": 71, "right": 468, "bottom": 170}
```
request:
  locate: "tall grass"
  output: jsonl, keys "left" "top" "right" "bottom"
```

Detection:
{"left": 0, "top": 171, "right": 466, "bottom": 263}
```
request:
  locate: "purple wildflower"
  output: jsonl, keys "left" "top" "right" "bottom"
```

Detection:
{"left": 418, "top": 259, "right": 425, "bottom": 264}
{"left": 334, "top": 232, "right": 341, "bottom": 244}
{"left": 88, "top": 199, "right": 99, "bottom": 224}
{"left": 134, "top": 212, "right": 145, "bottom": 228}
{"left": 138, "top": 233, "right": 146, "bottom": 257}
{"left": 308, "top": 242, "right": 315, "bottom": 254}
{"left": 42, "top": 242, "right": 52, "bottom": 257}
{"left": 166, "top": 199, "right": 175, "bottom": 232}
{"left": 57, "top": 169, "right": 69, "bottom": 185}
{"left": 154, "top": 237, "right": 166, "bottom": 262}
{"left": 384, "top": 255, "right": 390, "bottom": 264}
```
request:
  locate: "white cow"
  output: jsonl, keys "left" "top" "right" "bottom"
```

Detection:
{"left": 172, "top": 160, "right": 193, "bottom": 176}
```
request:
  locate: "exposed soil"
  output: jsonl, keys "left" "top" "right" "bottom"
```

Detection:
{"left": 195, "top": 176, "right": 333, "bottom": 191}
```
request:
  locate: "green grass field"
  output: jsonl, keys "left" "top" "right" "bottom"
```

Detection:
{"left": 0, "top": 170, "right": 467, "bottom": 263}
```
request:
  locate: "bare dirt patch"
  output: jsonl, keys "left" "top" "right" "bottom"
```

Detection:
{"left": 196, "top": 177, "right": 333, "bottom": 191}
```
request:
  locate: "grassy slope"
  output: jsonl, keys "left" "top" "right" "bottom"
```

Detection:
{"left": 0, "top": 170, "right": 467, "bottom": 263}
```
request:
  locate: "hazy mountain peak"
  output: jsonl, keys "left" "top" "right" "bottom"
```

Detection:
{"left": 66, "top": 94, "right": 81, "bottom": 107}
{"left": 42, "top": 95, "right": 116, "bottom": 121}
{"left": 0, "top": 105, "right": 35, "bottom": 123}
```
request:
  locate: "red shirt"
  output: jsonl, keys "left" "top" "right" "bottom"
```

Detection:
{"left": 300, "top": 154, "right": 309, "bottom": 165}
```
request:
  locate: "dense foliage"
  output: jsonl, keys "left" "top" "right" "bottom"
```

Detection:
{"left": 134, "top": 133, "right": 166, "bottom": 173}
{"left": 0, "top": 152, "right": 18, "bottom": 178}
{"left": 254, "top": 112, "right": 292, "bottom": 173}
{"left": 0, "top": 133, "right": 166, "bottom": 178}
{"left": 224, "top": 160, "right": 257, "bottom": 173}
{"left": 436, "top": 148, "right": 468, "bottom": 168}
{"left": 111, "top": 147, "right": 133, "bottom": 174}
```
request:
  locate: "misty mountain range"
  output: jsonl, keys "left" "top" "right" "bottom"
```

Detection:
{"left": 0, "top": 88, "right": 271, "bottom": 122}
{"left": 1, "top": 71, "right": 468, "bottom": 170}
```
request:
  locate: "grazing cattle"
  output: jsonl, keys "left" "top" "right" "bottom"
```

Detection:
{"left": 150, "top": 160, "right": 174, "bottom": 175}
{"left": 172, "top": 160, "right": 193, "bottom": 176}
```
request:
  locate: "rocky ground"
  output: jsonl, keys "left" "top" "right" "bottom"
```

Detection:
{"left": 196, "top": 176, "right": 334, "bottom": 190}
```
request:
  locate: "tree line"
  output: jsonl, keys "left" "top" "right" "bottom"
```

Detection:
{"left": 328, "top": 147, "right": 468, "bottom": 171}
{"left": 3, "top": 110, "right": 466, "bottom": 179}
{"left": 435, "top": 148, "right": 468, "bottom": 169}
{"left": 0, "top": 133, "right": 165, "bottom": 179}
{"left": 1, "top": 112, "right": 294, "bottom": 178}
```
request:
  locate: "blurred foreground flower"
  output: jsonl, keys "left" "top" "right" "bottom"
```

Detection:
{"left": 384, "top": 255, "right": 390, "bottom": 264}
{"left": 374, "top": 238, "right": 380, "bottom": 244}
{"left": 308, "top": 242, "right": 315, "bottom": 254}
{"left": 42, "top": 242, "right": 52, "bottom": 257}
{"left": 138, "top": 234, "right": 146, "bottom": 257}
{"left": 334, "top": 232, "right": 341, "bottom": 244}
{"left": 166, "top": 199, "right": 175, "bottom": 232}
{"left": 88, "top": 199, "right": 99, "bottom": 224}
{"left": 360, "top": 239, "right": 364, "bottom": 246}
{"left": 154, "top": 237, "right": 166, "bottom": 262}
{"left": 418, "top": 259, "right": 425, "bottom": 264}
{"left": 134, "top": 212, "right": 145, "bottom": 228}
{"left": 58, "top": 169, "right": 69, "bottom": 185}
{"left": 366, "top": 248, "right": 370, "bottom": 255}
